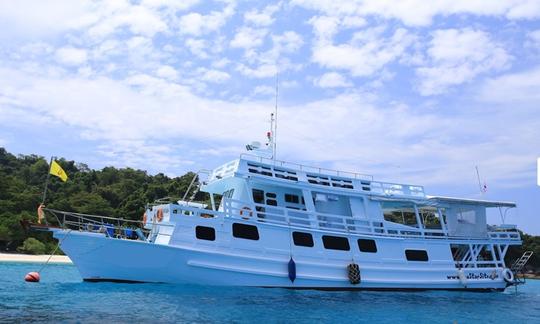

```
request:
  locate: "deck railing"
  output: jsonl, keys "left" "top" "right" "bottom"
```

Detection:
{"left": 239, "top": 154, "right": 374, "bottom": 180}
{"left": 43, "top": 208, "right": 173, "bottom": 240}
{"left": 220, "top": 198, "right": 520, "bottom": 241}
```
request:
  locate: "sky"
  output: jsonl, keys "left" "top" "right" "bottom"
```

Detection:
{"left": 0, "top": 0, "right": 539, "bottom": 234}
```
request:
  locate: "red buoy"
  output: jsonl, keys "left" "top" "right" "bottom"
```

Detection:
{"left": 25, "top": 272, "right": 40, "bottom": 282}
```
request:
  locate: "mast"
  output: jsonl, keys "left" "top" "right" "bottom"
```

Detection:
{"left": 273, "top": 69, "right": 278, "bottom": 162}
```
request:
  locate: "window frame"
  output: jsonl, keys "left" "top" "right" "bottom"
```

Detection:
{"left": 405, "top": 249, "right": 429, "bottom": 262}
{"left": 232, "top": 223, "right": 260, "bottom": 241}
{"left": 357, "top": 239, "right": 377, "bottom": 253}
{"left": 195, "top": 226, "right": 216, "bottom": 241}
{"left": 292, "top": 231, "right": 314, "bottom": 247}
{"left": 322, "top": 235, "right": 350, "bottom": 251}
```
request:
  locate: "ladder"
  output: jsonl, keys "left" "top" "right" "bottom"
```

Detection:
{"left": 510, "top": 251, "right": 534, "bottom": 285}
{"left": 511, "top": 251, "right": 534, "bottom": 273}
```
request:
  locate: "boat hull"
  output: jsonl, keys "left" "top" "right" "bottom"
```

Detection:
{"left": 52, "top": 229, "right": 509, "bottom": 291}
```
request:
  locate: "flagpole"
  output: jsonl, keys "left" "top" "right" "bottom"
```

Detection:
{"left": 41, "top": 156, "right": 53, "bottom": 204}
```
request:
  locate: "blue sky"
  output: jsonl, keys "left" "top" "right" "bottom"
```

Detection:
{"left": 0, "top": 0, "right": 539, "bottom": 234}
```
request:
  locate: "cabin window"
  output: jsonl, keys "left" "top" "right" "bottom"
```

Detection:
{"left": 266, "top": 199, "right": 277, "bottom": 206}
{"left": 285, "top": 194, "right": 300, "bottom": 204}
{"left": 293, "top": 231, "right": 314, "bottom": 247}
{"left": 418, "top": 207, "right": 441, "bottom": 229}
{"left": 232, "top": 223, "right": 259, "bottom": 240}
{"left": 405, "top": 249, "right": 428, "bottom": 261}
{"left": 457, "top": 208, "right": 477, "bottom": 225}
{"left": 195, "top": 226, "right": 216, "bottom": 241}
{"left": 266, "top": 192, "right": 277, "bottom": 199}
{"left": 322, "top": 235, "right": 350, "bottom": 251}
{"left": 252, "top": 189, "right": 264, "bottom": 204}
{"left": 357, "top": 239, "right": 377, "bottom": 253}
{"left": 382, "top": 202, "right": 418, "bottom": 227}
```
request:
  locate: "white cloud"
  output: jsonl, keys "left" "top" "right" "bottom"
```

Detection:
{"left": 178, "top": 3, "right": 235, "bottom": 36}
{"left": 87, "top": 3, "right": 168, "bottom": 39}
{"left": 252, "top": 85, "right": 275, "bottom": 96}
{"left": 141, "top": 0, "right": 199, "bottom": 11}
{"left": 244, "top": 3, "right": 280, "bottom": 26}
{"left": 156, "top": 65, "right": 179, "bottom": 81}
{"left": 312, "top": 27, "right": 415, "bottom": 77}
{"left": 525, "top": 29, "right": 540, "bottom": 50}
{"left": 314, "top": 72, "right": 352, "bottom": 88}
{"left": 271, "top": 31, "right": 304, "bottom": 54}
{"left": 236, "top": 63, "right": 277, "bottom": 78}
{"left": 197, "top": 68, "right": 231, "bottom": 83}
{"left": 477, "top": 66, "right": 540, "bottom": 103}
{"left": 416, "top": 28, "right": 512, "bottom": 95}
{"left": 185, "top": 38, "right": 208, "bottom": 58}
{"left": 0, "top": 66, "right": 539, "bottom": 190}
{"left": 293, "top": 0, "right": 540, "bottom": 26}
{"left": 230, "top": 27, "right": 268, "bottom": 50}
{"left": 0, "top": 0, "right": 97, "bottom": 40}
{"left": 55, "top": 46, "right": 88, "bottom": 66}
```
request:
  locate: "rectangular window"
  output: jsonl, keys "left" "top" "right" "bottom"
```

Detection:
{"left": 195, "top": 226, "right": 215, "bottom": 241}
{"left": 266, "top": 199, "right": 277, "bottom": 206}
{"left": 285, "top": 194, "right": 300, "bottom": 204}
{"left": 232, "top": 223, "right": 259, "bottom": 240}
{"left": 252, "top": 189, "right": 264, "bottom": 204}
{"left": 382, "top": 201, "right": 418, "bottom": 227}
{"left": 405, "top": 249, "right": 428, "bottom": 261}
{"left": 293, "top": 231, "right": 314, "bottom": 247}
{"left": 358, "top": 239, "right": 377, "bottom": 253}
{"left": 322, "top": 235, "right": 350, "bottom": 251}
{"left": 266, "top": 192, "right": 277, "bottom": 199}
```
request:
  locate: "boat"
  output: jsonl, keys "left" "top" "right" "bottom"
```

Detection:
{"left": 31, "top": 116, "right": 531, "bottom": 291}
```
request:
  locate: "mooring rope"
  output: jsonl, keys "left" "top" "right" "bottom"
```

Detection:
{"left": 38, "top": 229, "right": 72, "bottom": 273}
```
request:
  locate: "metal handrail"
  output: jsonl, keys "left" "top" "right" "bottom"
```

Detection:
{"left": 239, "top": 153, "right": 374, "bottom": 180}
{"left": 43, "top": 208, "right": 174, "bottom": 240}
{"left": 220, "top": 198, "right": 521, "bottom": 241}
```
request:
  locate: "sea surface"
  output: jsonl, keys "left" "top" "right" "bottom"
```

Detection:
{"left": 1, "top": 263, "right": 539, "bottom": 323}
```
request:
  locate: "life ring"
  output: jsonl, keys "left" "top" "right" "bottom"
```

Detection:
{"left": 156, "top": 208, "right": 164, "bottom": 222}
{"left": 239, "top": 206, "right": 253, "bottom": 219}
{"left": 142, "top": 212, "right": 147, "bottom": 224}
{"left": 502, "top": 268, "right": 514, "bottom": 283}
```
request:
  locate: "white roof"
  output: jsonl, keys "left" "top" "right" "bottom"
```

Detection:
{"left": 427, "top": 196, "right": 516, "bottom": 208}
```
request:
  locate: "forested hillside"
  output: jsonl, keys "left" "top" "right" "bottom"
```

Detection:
{"left": 0, "top": 148, "right": 203, "bottom": 254}
{"left": 0, "top": 147, "right": 538, "bottom": 273}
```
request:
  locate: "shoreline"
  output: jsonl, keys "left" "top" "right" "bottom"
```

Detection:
{"left": 0, "top": 253, "right": 72, "bottom": 264}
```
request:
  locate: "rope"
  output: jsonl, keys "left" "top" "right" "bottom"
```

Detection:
{"left": 38, "top": 229, "right": 72, "bottom": 273}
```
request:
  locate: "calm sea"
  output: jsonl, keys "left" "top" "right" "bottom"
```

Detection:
{"left": 1, "top": 263, "right": 539, "bottom": 323}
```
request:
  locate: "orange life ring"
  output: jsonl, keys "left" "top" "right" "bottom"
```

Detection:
{"left": 156, "top": 208, "right": 164, "bottom": 222}
{"left": 142, "top": 212, "right": 147, "bottom": 224}
{"left": 239, "top": 206, "right": 253, "bottom": 219}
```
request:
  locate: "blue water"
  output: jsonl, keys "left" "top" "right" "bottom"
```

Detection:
{"left": 1, "top": 263, "right": 540, "bottom": 323}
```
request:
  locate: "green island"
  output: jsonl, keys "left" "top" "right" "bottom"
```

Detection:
{"left": 1, "top": 147, "right": 538, "bottom": 277}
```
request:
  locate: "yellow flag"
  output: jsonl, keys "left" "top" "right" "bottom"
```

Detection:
{"left": 50, "top": 160, "right": 68, "bottom": 182}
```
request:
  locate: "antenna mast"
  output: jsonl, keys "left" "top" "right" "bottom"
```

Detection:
{"left": 475, "top": 166, "right": 487, "bottom": 195}
{"left": 273, "top": 69, "right": 278, "bottom": 161}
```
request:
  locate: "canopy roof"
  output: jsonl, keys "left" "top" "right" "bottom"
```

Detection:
{"left": 426, "top": 196, "right": 516, "bottom": 208}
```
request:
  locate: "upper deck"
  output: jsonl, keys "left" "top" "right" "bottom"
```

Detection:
{"left": 206, "top": 154, "right": 426, "bottom": 199}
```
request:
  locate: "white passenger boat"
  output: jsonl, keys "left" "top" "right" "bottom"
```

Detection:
{"left": 33, "top": 120, "right": 530, "bottom": 291}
